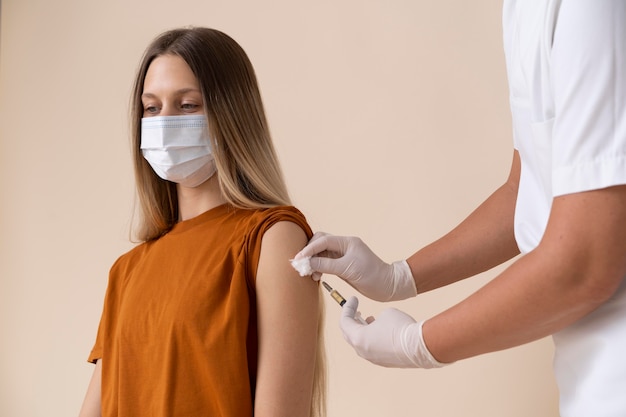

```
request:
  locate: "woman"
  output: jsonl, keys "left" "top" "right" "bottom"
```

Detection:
{"left": 79, "top": 27, "right": 325, "bottom": 417}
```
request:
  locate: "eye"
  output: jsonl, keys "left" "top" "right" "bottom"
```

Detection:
{"left": 144, "top": 105, "right": 160, "bottom": 115}
{"left": 181, "top": 103, "right": 201, "bottom": 112}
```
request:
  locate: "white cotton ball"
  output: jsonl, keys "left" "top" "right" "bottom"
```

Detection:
{"left": 290, "top": 257, "right": 313, "bottom": 277}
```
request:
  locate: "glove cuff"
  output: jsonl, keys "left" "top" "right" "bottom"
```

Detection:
{"left": 390, "top": 260, "right": 418, "bottom": 301}
{"left": 401, "top": 320, "right": 450, "bottom": 369}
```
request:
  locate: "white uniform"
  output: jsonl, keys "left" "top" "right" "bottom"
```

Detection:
{"left": 502, "top": 1, "right": 626, "bottom": 415}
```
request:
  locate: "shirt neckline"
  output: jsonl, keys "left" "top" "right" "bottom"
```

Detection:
{"left": 167, "top": 203, "right": 233, "bottom": 235}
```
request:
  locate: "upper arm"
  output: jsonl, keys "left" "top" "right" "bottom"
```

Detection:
{"left": 541, "top": 184, "right": 626, "bottom": 301}
{"left": 541, "top": 2, "right": 626, "bottom": 300}
{"left": 78, "top": 359, "right": 102, "bottom": 417}
{"left": 254, "top": 221, "right": 321, "bottom": 417}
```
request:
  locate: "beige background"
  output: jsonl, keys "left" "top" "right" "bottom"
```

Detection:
{"left": 0, "top": 0, "right": 559, "bottom": 416}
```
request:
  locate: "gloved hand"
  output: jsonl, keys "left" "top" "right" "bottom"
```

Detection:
{"left": 294, "top": 232, "right": 417, "bottom": 301}
{"left": 340, "top": 297, "right": 449, "bottom": 369}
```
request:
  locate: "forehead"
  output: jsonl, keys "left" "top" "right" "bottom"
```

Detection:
{"left": 143, "top": 54, "right": 199, "bottom": 91}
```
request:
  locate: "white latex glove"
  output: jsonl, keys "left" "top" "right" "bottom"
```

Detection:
{"left": 294, "top": 232, "right": 417, "bottom": 302}
{"left": 340, "top": 296, "right": 449, "bottom": 369}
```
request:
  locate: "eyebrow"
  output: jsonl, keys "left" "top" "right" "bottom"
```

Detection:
{"left": 141, "top": 88, "right": 201, "bottom": 98}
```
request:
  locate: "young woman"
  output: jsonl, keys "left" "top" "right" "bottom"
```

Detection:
{"left": 79, "top": 27, "right": 326, "bottom": 417}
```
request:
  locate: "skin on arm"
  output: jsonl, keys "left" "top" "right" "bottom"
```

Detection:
{"left": 78, "top": 359, "right": 102, "bottom": 417}
{"left": 254, "top": 221, "right": 320, "bottom": 417}
{"left": 407, "top": 151, "right": 521, "bottom": 293}
{"left": 424, "top": 182, "right": 626, "bottom": 363}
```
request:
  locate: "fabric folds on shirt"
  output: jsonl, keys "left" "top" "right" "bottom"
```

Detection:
{"left": 88, "top": 204, "right": 312, "bottom": 417}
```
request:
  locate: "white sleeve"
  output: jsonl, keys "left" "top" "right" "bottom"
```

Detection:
{"left": 551, "top": 0, "right": 626, "bottom": 196}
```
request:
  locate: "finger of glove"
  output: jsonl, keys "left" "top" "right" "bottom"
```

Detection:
{"left": 296, "top": 234, "right": 351, "bottom": 259}
{"left": 309, "top": 255, "right": 351, "bottom": 279}
{"left": 293, "top": 232, "right": 330, "bottom": 259}
{"left": 339, "top": 296, "right": 365, "bottom": 343}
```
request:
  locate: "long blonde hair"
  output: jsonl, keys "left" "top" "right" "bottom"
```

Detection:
{"left": 131, "top": 27, "right": 290, "bottom": 241}
{"left": 129, "top": 27, "right": 326, "bottom": 416}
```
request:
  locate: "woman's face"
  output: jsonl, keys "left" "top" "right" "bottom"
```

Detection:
{"left": 141, "top": 54, "right": 204, "bottom": 118}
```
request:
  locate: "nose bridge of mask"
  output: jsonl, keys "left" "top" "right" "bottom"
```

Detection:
{"left": 141, "top": 115, "right": 212, "bottom": 149}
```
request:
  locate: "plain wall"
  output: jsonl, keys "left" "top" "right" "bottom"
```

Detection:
{"left": 0, "top": 0, "right": 559, "bottom": 416}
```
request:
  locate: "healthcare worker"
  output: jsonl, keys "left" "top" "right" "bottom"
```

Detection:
{"left": 295, "top": 1, "right": 626, "bottom": 416}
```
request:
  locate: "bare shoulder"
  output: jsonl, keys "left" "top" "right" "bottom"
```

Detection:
{"left": 256, "top": 220, "right": 317, "bottom": 304}
{"left": 260, "top": 220, "right": 309, "bottom": 254}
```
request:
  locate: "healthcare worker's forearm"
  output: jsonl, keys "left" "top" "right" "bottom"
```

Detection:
{"left": 407, "top": 151, "right": 521, "bottom": 293}
{"left": 423, "top": 185, "right": 626, "bottom": 364}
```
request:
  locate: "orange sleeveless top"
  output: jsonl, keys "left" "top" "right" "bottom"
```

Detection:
{"left": 88, "top": 204, "right": 312, "bottom": 416}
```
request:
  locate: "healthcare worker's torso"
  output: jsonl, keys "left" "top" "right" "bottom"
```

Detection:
{"left": 502, "top": 1, "right": 626, "bottom": 416}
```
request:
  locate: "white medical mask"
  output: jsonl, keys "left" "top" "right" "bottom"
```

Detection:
{"left": 141, "top": 115, "right": 216, "bottom": 187}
